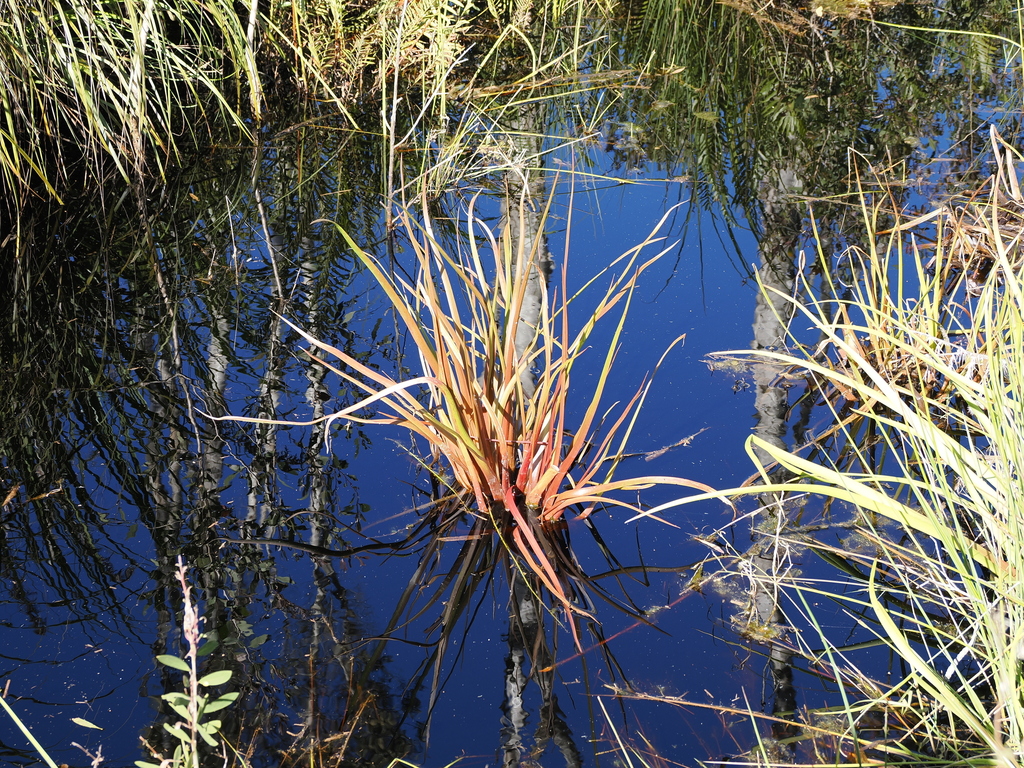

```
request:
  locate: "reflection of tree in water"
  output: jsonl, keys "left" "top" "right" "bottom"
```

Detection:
{"left": 0, "top": 113, "right": 425, "bottom": 767}
{"left": 502, "top": 571, "right": 583, "bottom": 768}
{"left": 492, "top": 140, "right": 640, "bottom": 767}
{"left": 268, "top": 567, "right": 416, "bottom": 768}
{"left": 497, "top": 118, "right": 582, "bottom": 767}
{"left": 656, "top": 0, "right": 1024, "bottom": 748}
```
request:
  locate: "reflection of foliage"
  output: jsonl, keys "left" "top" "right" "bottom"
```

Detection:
{"left": 271, "top": 569, "right": 417, "bottom": 768}
{"left": 336, "top": 483, "right": 646, "bottom": 761}
{"left": 0, "top": 104, "right": 416, "bottom": 766}
{"left": 600, "top": 0, "right": 1022, "bottom": 229}
{"left": 3, "top": 0, "right": 1023, "bottom": 763}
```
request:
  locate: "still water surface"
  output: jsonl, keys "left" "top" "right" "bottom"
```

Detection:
{"left": 2, "top": 22, "right": 1021, "bottom": 763}
{"left": 2, "top": 153, "right": 770, "bottom": 767}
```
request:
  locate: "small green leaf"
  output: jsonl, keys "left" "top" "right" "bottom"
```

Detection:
{"left": 136, "top": 761, "right": 161, "bottom": 768}
{"left": 199, "top": 719, "right": 223, "bottom": 735}
{"left": 203, "top": 692, "right": 239, "bottom": 713}
{"left": 72, "top": 717, "right": 102, "bottom": 730}
{"left": 156, "top": 654, "right": 190, "bottom": 672}
{"left": 198, "top": 720, "right": 222, "bottom": 746}
{"left": 161, "top": 692, "right": 190, "bottom": 708}
{"left": 198, "top": 669, "right": 232, "bottom": 687}
{"left": 163, "top": 723, "right": 190, "bottom": 742}
{"left": 197, "top": 639, "right": 219, "bottom": 657}
{"left": 165, "top": 702, "right": 191, "bottom": 720}
{"left": 249, "top": 634, "right": 269, "bottom": 648}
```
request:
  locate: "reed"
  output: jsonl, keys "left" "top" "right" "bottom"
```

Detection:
{"left": 0, "top": 0, "right": 262, "bottom": 202}
{"left": 632, "top": 127, "right": 1024, "bottom": 766}
{"left": 224, "top": 187, "right": 715, "bottom": 639}
{"left": 0, "top": 0, "right": 611, "bottom": 210}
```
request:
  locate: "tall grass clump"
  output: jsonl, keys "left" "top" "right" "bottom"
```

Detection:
{"left": 0, "top": 0, "right": 609, "bottom": 209}
{"left": 0, "top": 0, "right": 262, "bottom": 203}
{"left": 635, "top": 127, "right": 1024, "bottom": 765}
{"left": 225, "top": 188, "right": 715, "bottom": 641}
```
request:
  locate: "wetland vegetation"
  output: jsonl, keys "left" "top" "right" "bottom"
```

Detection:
{"left": 2, "top": 0, "right": 1024, "bottom": 766}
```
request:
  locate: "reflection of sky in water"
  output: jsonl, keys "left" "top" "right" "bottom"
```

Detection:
{"left": 1, "top": 157, "right": 773, "bottom": 768}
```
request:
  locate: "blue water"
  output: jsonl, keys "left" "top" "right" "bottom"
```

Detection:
{"left": 0, "top": 151, "right": 781, "bottom": 768}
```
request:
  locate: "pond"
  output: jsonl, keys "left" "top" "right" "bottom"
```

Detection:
{"left": 1, "top": 4, "right": 1021, "bottom": 767}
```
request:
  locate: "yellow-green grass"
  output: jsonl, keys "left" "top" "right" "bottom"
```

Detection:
{"left": 632, "top": 128, "right": 1024, "bottom": 766}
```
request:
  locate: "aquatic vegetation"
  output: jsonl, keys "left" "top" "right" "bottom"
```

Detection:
{"left": 324, "top": 194, "right": 708, "bottom": 618}
{"left": 0, "top": 0, "right": 607, "bottom": 212}
{"left": 6, "top": 0, "right": 1024, "bottom": 765}
{"left": 632, "top": 128, "right": 1024, "bottom": 766}
{"left": 140, "top": 558, "right": 241, "bottom": 768}
{"left": 224, "top": 187, "right": 714, "bottom": 639}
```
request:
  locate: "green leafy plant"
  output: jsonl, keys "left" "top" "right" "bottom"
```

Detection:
{"left": 138, "top": 557, "right": 240, "bottom": 768}
{"left": 0, "top": 557, "right": 240, "bottom": 768}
